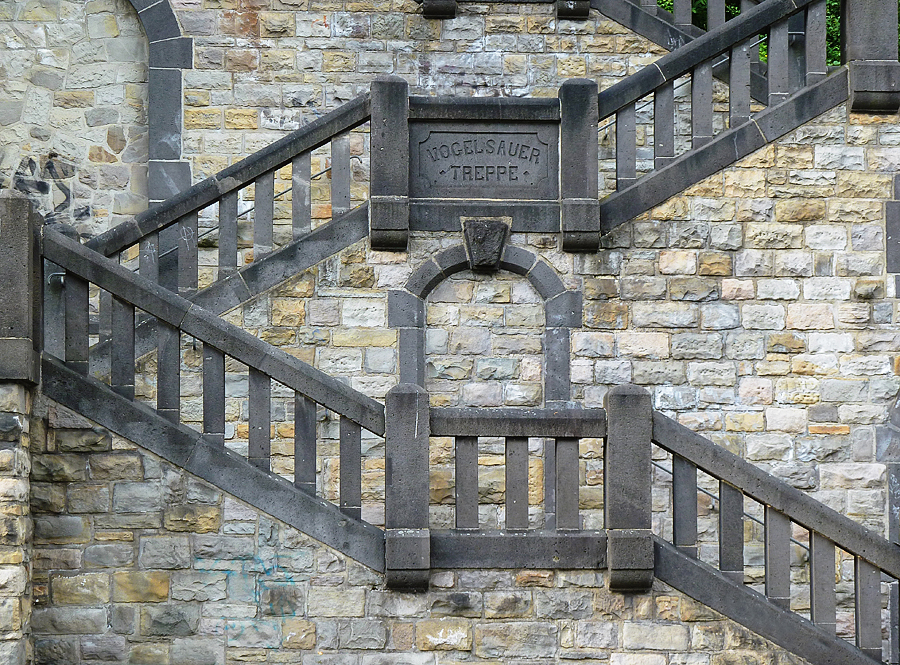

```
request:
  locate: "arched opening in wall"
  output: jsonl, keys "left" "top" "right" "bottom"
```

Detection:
{"left": 1, "top": 0, "right": 149, "bottom": 238}
{"left": 425, "top": 270, "right": 547, "bottom": 531}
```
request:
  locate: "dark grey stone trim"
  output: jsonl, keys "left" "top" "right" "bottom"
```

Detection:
{"left": 545, "top": 291, "right": 582, "bottom": 328}
{"left": 43, "top": 227, "right": 386, "bottom": 435}
{"left": 430, "top": 407, "right": 607, "bottom": 438}
{"left": 410, "top": 201, "right": 560, "bottom": 233}
{"left": 42, "top": 355, "right": 386, "bottom": 572}
{"left": 148, "top": 160, "right": 191, "bottom": 201}
{"left": 430, "top": 530, "right": 607, "bottom": 569}
{"left": 654, "top": 538, "right": 876, "bottom": 665}
{"left": 653, "top": 411, "right": 900, "bottom": 580}
{"left": 149, "top": 38, "right": 192, "bottom": 69}
{"left": 370, "top": 77, "right": 410, "bottom": 250}
{"left": 0, "top": 191, "right": 39, "bottom": 384}
{"left": 90, "top": 204, "right": 369, "bottom": 378}
{"left": 408, "top": 97, "right": 559, "bottom": 122}
{"left": 87, "top": 94, "right": 371, "bottom": 257}
{"left": 596, "top": 0, "right": 813, "bottom": 120}
{"left": 388, "top": 289, "right": 425, "bottom": 328}
{"left": 124, "top": 0, "right": 193, "bottom": 207}
{"left": 399, "top": 245, "right": 578, "bottom": 400}
{"left": 601, "top": 69, "right": 849, "bottom": 233}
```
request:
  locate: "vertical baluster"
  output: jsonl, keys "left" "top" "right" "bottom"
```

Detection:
{"left": 890, "top": 464, "right": 900, "bottom": 664}
{"left": 254, "top": 171, "right": 274, "bottom": 260}
{"left": 787, "top": 12, "right": 805, "bottom": 92}
{"left": 109, "top": 296, "right": 134, "bottom": 399}
{"left": 202, "top": 344, "right": 225, "bottom": 446}
{"left": 730, "top": 39, "right": 752, "bottom": 127}
{"left": 856, "top": 557, "right": 883, "bottom": 660}
{"left": 292, "top": 152, "right": 312, "bottom": 239}
{"left": 248, "top": 369, "right": 271, "bottom": 471}
{"left": 156, "top": 322, "right": 180, "bottom": 424}
{"left": 340, "top": 416, "right": 361, "bottom": 520}
{"left": 506, "top": 436, "right": 529, "bottom": 530}
{"left": 615, "top": 102, "right": 636, "bottom": 190}
{"left": 94, "top": 290, "right": 111, "bottom": 377}
{"left": 179, "top": 212, "right": 199, "bottom": 296}
{"left": 43, "top": 260, "right": 65, "bottom": 358}
{"left": 294, "top": 394, "right": 316, "bottom": 494}
{"left": 692, "top": 62, "right": 713, "bottom": 148}
{"left": 654, "top": 82, "right": 675, "bottom": 168}
{"left": 768, "top": 18, "right": 790, "bottom": 105}
{"left": 219, "top": 189, "right": 238, "bottom": 277}
{"left": 719, "top": 481, "right": 744, "bottom": 583}
{"left": 742, "top": 0, "right": 760, "bottom": 67}
{"left": 809, "top": 532, "right": 836, "bottom": 635}
{"left": 455, "top": 436, "right": 478, "bottom": 529}
{"left": 140, "top": 232, "right": 159, "bottom": 284}
{"left": 674, "top": 0, "right": 692, "bottom": 29}
{"left": 556, "top": 437, "right": 579, "bottom": 530}
{"left": 544, "top": 438, "right": 556, "bottom": 530}
{"left": 805, "top": 0, "right": 827, "bottom": 85}
{"left": 707, "top": 0, "right": 725, "bottom": 29}
{"left": 159, "top": 225, "right": 178, "bottom": 292}
{"left": 764, "top": 506, "right": 791, "bottom": 610}
{"left": 331, "top": 133, "right": 351, "bottom": 216}
{"left": 64, "top": 272, "right": 89, "bottom": 375}
{"left": 672, "top": 456, "right": 698, "bottom": 557}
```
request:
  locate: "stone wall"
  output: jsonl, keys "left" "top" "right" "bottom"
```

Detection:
{"left": 30, "top": 400, "right": 816, "bottom": 665}
{"left": 0, "top": 385, "right": 33, "bottom": 665}
{"left": 0, "top": 0, "right": 148, "bottom": 236}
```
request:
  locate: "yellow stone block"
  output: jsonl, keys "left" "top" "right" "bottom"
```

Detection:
{"left": 163, "top": 505, "right": 221, "bottom": 533}
{"left": 724, "top": 412, "right": 764, "bottom": 432}
{"left": 416, "top": 618, "right": 472, "bottom": 651}
{"left": 52, "top": 573, "right": 109, "bottom": 604}
{"left": 323, "top": 52, "right": 354, "bottom": 72}
{"left": 283, "top": 619, "right": 316, "bottom": 649}
{"left": 271, "top": 299, "right": 306, "bottom": 326}
{"left": 113, "top": 571, "right": 169, "bottom": 602}
{"left": 224, "top": 109, "right": 258, "bottom": 130}
{"left": 184, "top": 108, "right": 222, "bottom": 130}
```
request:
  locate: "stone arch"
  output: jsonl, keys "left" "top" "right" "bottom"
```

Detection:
{"left": 126, "top": 0, "right": 193, "bottom": 204}
{"left": 388, "top": 244, "right": 582, "bottom": 406}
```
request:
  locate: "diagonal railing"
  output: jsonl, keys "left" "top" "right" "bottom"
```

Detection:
{"left": 85, "top": 93, "right": 371, "bottom": 292}
{"left": 43, "top": 225, "right": 385, "bottom": 526}
{"left": 597, "top": 0, "right": 843, "bottom": 230}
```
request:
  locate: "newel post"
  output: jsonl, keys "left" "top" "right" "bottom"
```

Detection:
{"left": 384, "top": 383, "right": 431, "bottom": 589}
{"left": 842, "top": 0, "right": 900, "bottom": 112}
{"left": 0, "top": 191, "right": 40, "bottom": 665}
{"left": 370, "top": 76, "right": 410, "bottom": 250}
{"left": 604, "top": 384, "right": 654, "bottom": 592}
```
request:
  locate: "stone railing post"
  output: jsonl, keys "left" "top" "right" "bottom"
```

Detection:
{"left": 369, "top": 76, "right": 410, "bottom": 250}
{"left": 559, "top": 78, "right": 600, "bottom": 252}
{"left": 0, "top": 191, "right": 40, "bottom": 665}
{"left": 384, "top": 383, "right": 430, "bottom": 589}
{"left": 842, "top": 0, "right": 900, "bottom": 112}
{"left": 604, "top": 384, "right": 654, "bottom": 592}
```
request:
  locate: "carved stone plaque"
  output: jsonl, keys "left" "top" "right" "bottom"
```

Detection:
{"left": 409, "top": 122, "right": 559, "bottom": 200}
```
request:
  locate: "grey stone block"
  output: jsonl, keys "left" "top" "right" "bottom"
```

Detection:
{"left": 545, "top": 291, "right": 582, "bottom": 328}
{"left": 148, "top": 160, "right": 191, "bottom": 201}
{"left": 387, "top": 290, "right": 424, "bottom": 328}
{"left": 149, "top": 37, "right": 193, "bottom": 69}
{"left": 607, "top": 529, "right": 654, "bottom": 592}
{"left": 139, "top": 0, "right": 182, "bottom": 41}
{"left": 148, "top": 68, "right": 182, "bottom": 161}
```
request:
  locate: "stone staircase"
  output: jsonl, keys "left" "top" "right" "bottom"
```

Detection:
{"left": 20, "top": 0, "right": 900, "bottom": 662}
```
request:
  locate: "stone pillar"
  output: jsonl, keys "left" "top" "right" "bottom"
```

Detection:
{"left": 604, "top": 384, "right": 654, "bottom": 592}
{"left": 559, "top": 79, "right": 600, "bottom": 252}
{"left": 369, "top": 76, "right": 410, "bottom": 251}
{"left": 384, "top": 383, "right": 430, "bottom": 590}
{"left": 842, "top": 0, "right": 900, "bottom": 112}
{"left": 0, "top": 191, "right": 40, "bottom": 665}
